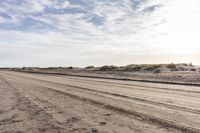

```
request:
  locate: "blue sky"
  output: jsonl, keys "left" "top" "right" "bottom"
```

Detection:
{"left": 0, "top": 0, "right": 200, "bottom": 67}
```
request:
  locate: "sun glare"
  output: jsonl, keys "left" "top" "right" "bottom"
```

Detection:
{"left": 157, "top": 0, "right": 200, "bottom": 57}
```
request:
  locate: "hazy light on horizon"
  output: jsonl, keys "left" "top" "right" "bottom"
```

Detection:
{"left": 0, "top": 0, "right": 200, "bottom": 67}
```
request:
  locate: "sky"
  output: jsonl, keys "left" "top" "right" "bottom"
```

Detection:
{"left": 0, "top": 0, "right": 200, "bottom": 67}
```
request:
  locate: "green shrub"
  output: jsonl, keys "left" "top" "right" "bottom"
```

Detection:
{"left": 85, "top": 66, "right": 95, "bottom": 69}
{"left": 46, "top": 67, "right": 58, "bottom": 70}
{"left": 67, "top": 66, "right": 73, "bottom": 69}
{"left": 178, "top": 66, "right": 185, "bottom": 71}
{"left": 124, "top": 65, "right": 142, "bottom": 71}
{"left": 177, "top": 63, "right": 188, "bottom": 66}
{"left": 188, "top": 62, "right": 193, "bottom": 66}
{"left": 166, "top": 64, "right": 176, "bottom": 69}
{"left": 191, "top": 68, "right": 196, "bottom": 71}
{"left": 153, "top": 69, "right": 161, "bottom": 73}
{"left": 143, "top": 65, "right": 161, "bottom": 71}
{"left": 99, "top": 65, "right": 117, "bottom": 71}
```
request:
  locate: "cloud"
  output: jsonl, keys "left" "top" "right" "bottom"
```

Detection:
{"left": 0, "top": 0, "right": 160, "bottom": 35}
{"left": 0, "top": 0, "right": 200, "bottom": 67}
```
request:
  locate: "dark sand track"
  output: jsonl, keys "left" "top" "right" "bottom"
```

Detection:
{"left": 1, "top": 71, "right": 200, "bottom": 133}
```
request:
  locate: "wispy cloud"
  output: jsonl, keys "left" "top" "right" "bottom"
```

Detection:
{"left": 0, "top": 0, "right": 200, "bottom": 67}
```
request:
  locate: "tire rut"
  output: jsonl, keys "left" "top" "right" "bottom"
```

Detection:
{"left": 1, "top": 75, "right": 65, "bottom": 133}
{"left": 4, "top": 72, "right": 200, "bottom": 133}
{"left": 37, "top": 84, "right": 200, "bottom": 133}
{"left": 6, "top": 73, "right": 200, "bottom": 115}
{"left": 6, "top": 72, "right": 200, "bottom": 94}
{"left": 66, "top": 77, "right": 200, "bottom": 95}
